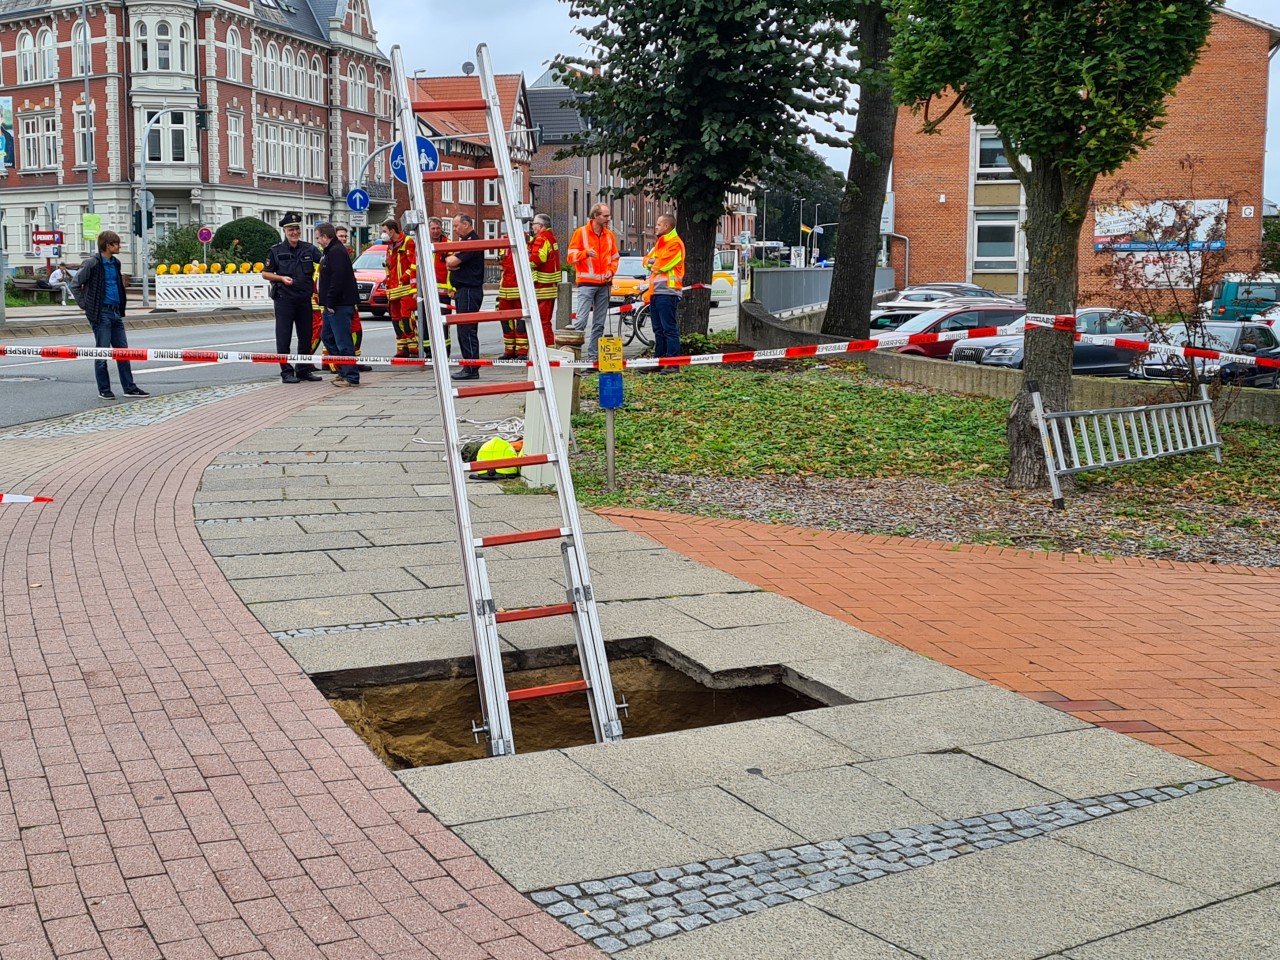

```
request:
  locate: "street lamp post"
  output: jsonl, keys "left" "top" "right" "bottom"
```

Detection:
{"left": 81, "top": 0, "right": 94, "bottom": 214}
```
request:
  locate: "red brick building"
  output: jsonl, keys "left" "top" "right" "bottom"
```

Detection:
{"left": 886, "top": 8, "right": 1280, "bottom": 303}
{"left": 0, "top": 0, "right": 392, "bottom": 276}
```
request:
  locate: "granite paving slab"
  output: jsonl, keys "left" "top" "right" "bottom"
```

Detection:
{"left": 247, "top": 593, "right": 397, "bottom": 631}
{"left": 1061, "top": 886, "right": 1280, "bottom": 959}
{"left": 660, "top": 622, "right": 903, "bottom": 675}
{"left": 204, "top": 530, "right": 370, "bottom": 556}
{"left": 229, "top": 569, "right": 426, "bottom": 604}
{"left": 666, "top": 591, "right": 835, "bottom": 630}
{"left": 791, "top": 685, "right": 1090, "bottom": 759}
{"left": 816, "top": 836, "right": 1210, "bottom": 960}
{"left": 276, "top": 618, "right": 480, "bottom": 676}
{"left": 1054, "top": 782, "right": 1280, "bottom": 899}
{"left": 213, "top": 551, "right": 345, "bottom": 579}
{"left": 326, "top": 543, "right": 463, "bottom": 572}
{"left": 633, "top": 785, "right": 807, "bottom": 855}
{"left": 787, "top": 648, "right": 985, "bottom": 703}
{"left": 854, "top": 752, "right": 1064, "bottom": 819}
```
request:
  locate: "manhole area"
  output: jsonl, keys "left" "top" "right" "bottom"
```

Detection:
{"left": 327, "top": 656, "right": 822, "bottom": 768}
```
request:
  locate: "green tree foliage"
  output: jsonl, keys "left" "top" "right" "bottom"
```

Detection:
{"left": 211, "top": 217, "right": 282, "bottom": 265}
{"left": 1263, "top": 218, "right": 1280, "bottom": 274}
{"left": 150, "top": 225, "right": 234, "bottom": 266}
{"left": 555, "top": 0, "right": 858, "bottom": 334}
{"left": 892, "top": 0, "right": 1218, "bottom": 489}
{"left": 757, "top": 150, "right": 847, "bottom": 261}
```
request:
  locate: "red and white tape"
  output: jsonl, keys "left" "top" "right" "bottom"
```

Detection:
{"left": 0, "top": 493, "right": 53, "bottom": 504}
{"left": 1025, "top": 314, "right": 1280, "bottom": 372}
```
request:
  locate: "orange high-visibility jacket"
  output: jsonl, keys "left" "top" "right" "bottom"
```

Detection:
{"left": 385, "top": 235, "right": 417, "bottom": 301}
{"left": 567, "top": 223, "right": 619, "bottom": 285}
{"left": 529, "top": 229, "right": 561, "bottom": 301}
{"left": 646, "top": 229, "right": 685, "bottom": 295}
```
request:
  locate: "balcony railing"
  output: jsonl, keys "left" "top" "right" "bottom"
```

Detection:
{"left": 345, "top": 179, "right": 395, "bottom": 201}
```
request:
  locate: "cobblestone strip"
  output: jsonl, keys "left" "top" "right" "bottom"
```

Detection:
{"left": 530, "top": 777, "right": 1234, "bottom": 954}
{"left": 0, "top": 383, "right": 266, "bottom": 439}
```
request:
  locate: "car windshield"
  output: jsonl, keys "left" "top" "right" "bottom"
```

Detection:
{"left": 890, "top": 309, "right": 952, "bottom": 334}
{"left": 1163, "top": 323, "right": 1236, "bottom": 351}
{"left": 352, "top": 249, "right": 387, "bottom": 269}
{"left": 617, "top": 257, "right": 647, "bottom": 278}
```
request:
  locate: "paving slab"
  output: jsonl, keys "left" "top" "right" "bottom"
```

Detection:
{"left": 787, "top": 647, "right": 985, "bottom": 703}
{"left": 398, "top": 751, "right": 618, "bottom": 825}
{"left": 500, "top": 598, "right": 711, "bottom": 652}
{"left": 1061, "top": 886, "right": 1280, "bottom": 960}
{"left": 791, "top": 685, "right": 1090, "bottom": 759}
{"left": 454, "top": 797, "right": 717, "bottom": 891}
{"left": 247, "top": 593, "right": 397, "bottom": 631}
{"left": 854, "top": 752, "right": 1064, "bottom": 819}
{"left": 633, "top": 784, "right": 807, "bottom": 855}
{"left": 627, "top": 901, "right": 916, "bottom": 960}
{"left": 817, "top": 837, "right": 1210, "bottom": 960}
{"left": 229, "top": 568, "right": 426, "bottom": 604}
{"left": 563, "top": 716, "right": 863, "bottom": 800}
{"left": 1054, "top": 782, "right": 1280, "bottom": 899}
{"left": 965, "top": 727, "right": 1223, "bottom": 798}
{"left": 660, "top": 621, "right": 907, "bottom": 675}
{"left": 276, "top": 618, "right": 479, "bottom": 676}
{"left": 212, "top": 551, "right": 344, "bottom": 579}
{"left": 203, "top": 530, "right": 370, "bottom": 556}
{"left": 327, "top": 543, "right": 463, "bottom": 572}
{"left": 666, "top": 590, "right": 837, "bottom": 629}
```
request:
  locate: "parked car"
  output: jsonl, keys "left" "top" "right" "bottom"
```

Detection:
{"left": 908, "top": 281, "right": 1001, "bottom": 297}
{"left": 950, "top": 308, "right": 1150, "bottom": 377}
{"left": 352, "top": 243, "right": 390, "bottom": 317}
{"left": 871, "top": 302, "right": 1026, "bottom": 358}
{"left": 869, "top": 309, "right": 922, "bottom": 332}
{"left": 1135, "top": 321, "right": 1280, "bottom": 388}
{"left": 1208, "top": 273, "right": 1280, "bottom": 322}
{"left": 610, "top": 256, "right": 650, "bottom": 305}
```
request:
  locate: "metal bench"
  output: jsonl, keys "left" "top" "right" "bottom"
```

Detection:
{"left": 1030, "top": 379, "right": 1222, "bottom": 510}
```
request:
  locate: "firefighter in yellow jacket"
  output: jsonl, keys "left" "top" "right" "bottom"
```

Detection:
{"left": 528, "top": 213, "right": 561, "bottom": 349}
{"left": 383, "top": 219, "right": 420, "bottom": 358}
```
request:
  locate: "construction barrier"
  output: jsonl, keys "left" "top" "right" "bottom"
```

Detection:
{"left": 154, "top": 274, "right": 271, "bottom": 310}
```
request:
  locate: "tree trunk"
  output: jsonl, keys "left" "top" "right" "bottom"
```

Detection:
{"left": 676, "top": 211, "right": 716, "bottom": 336}
{"left": 822, "top": 1, "right": 897, "bottom": 340}
{"left": 1006, "top": 160, "right": 1097, "bottom": 489}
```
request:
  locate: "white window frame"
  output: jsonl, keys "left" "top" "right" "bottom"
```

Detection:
{"left": 225, "top": 27, "right": 241, "bottom": 82}
{"left": 482, "top": 219, "right": 500, "bottom": 259}
{"left": 458, "top": 167, "right": 474, "bottom": 204}
{"left": 18, "top": 116, "right": 40, "bottom": 169}
{"left": 153, "top": 205, "right": 179, "bottom": 242}
{"left": 310, "top": 131, "right": 324, "bottom": 182}
{"left": 972, "top": 209, "right": 1023, "bottom": 273}
{"left": 439, "top": 162, "right": 453, "bottom": 202}
{"left": 266, "top": 42, "right": 279, "bottom": 91}
{"left": 72, "top": 21, "right": 88, "bottom": 77}
{"left": 155, "top": 21, "right": 172, "bottom": 71}
{"left": 267, "top": 125, "right": 280, "bottom": 174}
{"left": 178, "top": 23, "right": 191, "bottom": 73}
{"left": 975, "top": 130, "right": 1015, "bottom": 182}
{"left": 37, "top": 27, "right": 55, "bottom": 80}
{"left": 483, "top": 178, "right": 498, "bottom": 206}
{"left": 73, "top": 103, "right": 96, "bottom": 168}
{"left": 227, "top": 112, "right": 245, "bottom": 170}
{"left": 281, "top": 46, "right": 294, "bottom": 96}
{"left": 346, "top": 132, "right": 368, "bottom": 185}
{"left": 252, "top": 38, "right": 262, "bottom": 86}
{"left": 18, "top": 31, "right": 35, "bottom": 84}
{"left": 25, "top": 207, "right": 40, "bottom": 254}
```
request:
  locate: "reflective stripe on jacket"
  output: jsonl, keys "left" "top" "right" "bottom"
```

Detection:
{"left": 497, "top": 249, "right": 520, "bottom": 301}
{"left": 646, "top": 229, "right": 685, "bottom": 294}
{"left": 529, "top": 230, "right": 562, "bottom": 300}
{"left": 567, "top": 224, "right": 619, "bottom": 285}
{"left": 385, "top": 235, "right": 418, "bottom": 300}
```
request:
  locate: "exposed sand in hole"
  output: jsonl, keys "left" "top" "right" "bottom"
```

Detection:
{"left": 329, "top": 657, "right": 821, "bottom": 767}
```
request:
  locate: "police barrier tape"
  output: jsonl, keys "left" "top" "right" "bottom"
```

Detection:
{"left": 6, "top": 314, "right": 1279, "bottom": 373}
{"left": 0, "top": 494, "right": 53, "bottom": 503}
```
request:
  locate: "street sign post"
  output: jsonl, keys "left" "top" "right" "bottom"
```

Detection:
{"left": 31, "top": 229, "right": 64, "bottom": 247}
{"left": 346, "top": 188, "right": 371, "bottom": 212}
{"left": 348, "top": 211, "right": 368, "bottom": 228}
{"left": 389, "top": 136, "right": 440, "bottom": 185}
{"left": 197, "top": 226, "right": 213, "bottom": 264}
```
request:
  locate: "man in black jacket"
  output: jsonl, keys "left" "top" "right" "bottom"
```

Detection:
{"left": 73, "top": 231, "right": 150, "bottom": 401}
{"left": 446, "top": 213, "right": 485, "bottom": 381}
{"left": 314, "top": 222, "right": 360, "bottom": 387}
{"left": 263, "top": 212, "right": 322, "bottom": 383}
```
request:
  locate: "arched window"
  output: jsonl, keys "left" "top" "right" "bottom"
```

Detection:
{"left": 72, "top": 21, "right": 88, "bottom": 76}
{"left": 225, "top": 27, "right": 241, "bottom": 82}
{"left": 280, "top": 46, "right": 293, "bottom": 95}
{"left": 17, "top": 31, "right": 34, "bottom": 83}
{"left": 356, "top": 66, "right": 368, "bottom": 112}
{"left": 312, "top": 55, "right": 323, "bottom": 101}
{"left": 178, "top": 23, "right": 191, "bottom": 73}
{"left": 375, "top": 74, "right": 387, "bottom": 117}
{"left": 296, "top": 50, "right": 307, "bottom": 98}
{"left": 345, "top": 64, "right": 356, "bottom": 108}
{"left": 266, "top": 42, "right": 278, "bottom": 92}
{"left": 252, "top": 38, "right": 262, "bottom": 86}
{"left": 133, "top": 23, "right": 148, "bottom": 72}
{"left": 155, "top": 21, "right": 171, "bottom": 71}
{"left": 37, "top": 27, "right": 55, "bottom": 80}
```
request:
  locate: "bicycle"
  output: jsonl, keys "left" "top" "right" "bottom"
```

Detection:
{"left": 618, "top": 295, "right": 653, "bottom": 347}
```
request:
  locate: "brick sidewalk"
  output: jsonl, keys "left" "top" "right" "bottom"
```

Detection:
{"left": 0, "top": 385, "right": 591, "bottom": 960}
{"left": 598, "top": 509, "right": 1280, "bottom": 791}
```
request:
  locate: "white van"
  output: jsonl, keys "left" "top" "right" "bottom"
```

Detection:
{"left": 711, "top": 249, "right": 740, "bottom": 306}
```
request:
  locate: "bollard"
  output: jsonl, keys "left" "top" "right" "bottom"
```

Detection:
{"left": 597, "top": 337, "right": 624, "bottom": 492}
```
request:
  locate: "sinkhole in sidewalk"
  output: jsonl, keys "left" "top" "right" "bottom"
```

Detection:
{"left": 324, "top": 654, "right": 823, "bottom": 768}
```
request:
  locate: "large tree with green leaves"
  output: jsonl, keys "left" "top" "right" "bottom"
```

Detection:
{"left": 893, "top": 0, "right": 1217, "bottom": 488}
{"left": 555, "top": 1, "right": 858, "bottom": 334}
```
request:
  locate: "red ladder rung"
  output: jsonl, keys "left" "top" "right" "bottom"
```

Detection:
{"left": 466, "top": 453, "right": 551, "bottom": 472}
{"left": 454, "top": 380, "right": 539, "bottom": 399}
{"left": 495, "top": 603, "right": 575, "bottom": 625}
{"left": 434, "top": 238, "right": 512, "bottom": 254}
{"left": 507, "top": 679, "right": 588, "bottom": 702}
{"left": 478, "top": 526, "right": 567, "bottom": 547}
{"left": 448, "top": 308, "right": 526, "bottom": 327}
{"left": 411, "top": 98, "right": 488, "bottom": 113}
{"left": 423, "top": 168, "right": 499, "bottom": 183}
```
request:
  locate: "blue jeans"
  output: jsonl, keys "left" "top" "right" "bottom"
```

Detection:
{"left": 649, "top": 294, "right": 681, "bottom": 359}
{"left": 321, "top": 305, "right": 358, "bottom": 383}
{"left": 574, "top": 284, "right": 612, "bottom": 362}
{"left": 91, "top": 304, "right": 137, "bottom": 393}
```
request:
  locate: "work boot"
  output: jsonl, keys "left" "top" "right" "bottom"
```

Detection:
{"left": 295, "top": 367, "right": 322, "bottom": 382}
{"left": 451, "top": 367, "right": 480, "bottom": 381}
{"left": 281, "top": 369, "right": 299, "bottom": 384}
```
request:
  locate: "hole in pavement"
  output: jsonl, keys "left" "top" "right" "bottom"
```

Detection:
{"left": 325, "top": 655, "right": 824, "bottom": 768}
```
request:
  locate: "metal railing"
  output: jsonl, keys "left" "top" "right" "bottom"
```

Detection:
{"left": 1031, "top": 380, "right": 1222, "bottom": 510}
{"left": 750, "top": 267, "right": 833, "bottom": 314}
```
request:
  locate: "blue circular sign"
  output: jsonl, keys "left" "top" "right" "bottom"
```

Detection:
{"left": 389, "top": 136, "right": 440, "bottom": 185}
{"left": 346, "top": 188, "right": 370, "bottom": 213}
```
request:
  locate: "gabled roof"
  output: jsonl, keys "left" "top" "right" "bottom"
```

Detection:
{"left": 409, "top": 75, "right": 527, "bottom": 148}
{"left": 1221, "top": 6, "right": 1280, "bottom": 47}
{"left": 253, "top": 0, "right": 327, "bottom": 44}
{"left": 527, "top": 86, "right": 586, "bottom": 144}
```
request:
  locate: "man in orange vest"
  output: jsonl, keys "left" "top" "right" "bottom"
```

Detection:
{"left": 383, "top": 219, "right": 420, "bottom": 358}
{"left": 645, "top": 212, "right": 685, "bottom": 368}
{"left": 528, "top": 213, "right": 561, "bottom": 349}
{"left": 567, "top": 203, "right": 619, "bottom": 365}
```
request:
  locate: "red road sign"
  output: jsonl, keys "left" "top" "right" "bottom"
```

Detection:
{"left": 31, "top": 229, "right": 64, "bottom": 245}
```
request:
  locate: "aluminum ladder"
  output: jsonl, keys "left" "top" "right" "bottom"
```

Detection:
{"left": 389, "top": 43, "right": 624, "bottom": 757}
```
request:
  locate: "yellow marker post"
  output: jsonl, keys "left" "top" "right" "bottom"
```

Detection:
{"left": 598, "top": 336, "right": 624, "bottom": 373}
{"left": 597, "top": 337, "right": 624, "bottom": 490}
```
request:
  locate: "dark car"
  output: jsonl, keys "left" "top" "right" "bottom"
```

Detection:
{"left": 951, "top": 308, "right": 1150, "bottom": 377}
{"left": 1136, "top": 321, "right": 1280, "bottom": 388}
{"left": 872, "top": 303, "right": 1026, "bottom": 358}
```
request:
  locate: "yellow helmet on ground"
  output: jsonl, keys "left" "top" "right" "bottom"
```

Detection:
{"left": 472, "top": 436, "right": 520, "bottom": 478}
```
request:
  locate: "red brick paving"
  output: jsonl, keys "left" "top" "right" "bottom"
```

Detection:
{"left": 0, "top": 387, "right": 592, "bottom": 959}
{"left": 599, "top": 508, "right": 1280, "bottom": 789}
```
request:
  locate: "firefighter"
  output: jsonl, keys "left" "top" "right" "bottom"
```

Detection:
{"left": 528, "top": 213, "right": 561, "bottom": 349}
{"left": 426, "top": 216, "right": 453, "bottom": 360}
{"left": 496, "top": 228, "right": 526, "bottom": 359}
{"left": 382, "top": 219, "right": 420, "bottom": 358}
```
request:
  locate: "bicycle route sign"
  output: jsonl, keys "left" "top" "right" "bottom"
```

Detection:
{"left": 389, "top": 136, "right": 439, "bottom": 185}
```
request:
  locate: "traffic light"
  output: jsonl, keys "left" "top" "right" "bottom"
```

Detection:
{"left": 132, "top": 210, "right": 155, "bottom": 236}
{"left": 195, "top": 103, "right": 209, "bottom": 131}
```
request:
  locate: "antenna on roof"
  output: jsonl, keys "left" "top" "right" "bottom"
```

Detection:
{"left": 461, "top": 61, "right": 475, "bottom": 76}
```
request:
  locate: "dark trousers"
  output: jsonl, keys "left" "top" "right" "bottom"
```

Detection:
{"left": 321, "top": 305, "right": 358, "bottom": 384}
{"left": 650, "top": 294, "right": 681, "bottom": 358}
{"left": 274, "top": 297, "right": 314, "bottom": 373}
{"left": 91, "top": 305, "right": 137, "bottom": 394}
{"left": 453, "top": 285, "right": 483, "bottom": 360}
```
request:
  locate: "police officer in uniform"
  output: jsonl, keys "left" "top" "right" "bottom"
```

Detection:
{"left": 263, "top": 212, "right": 322, "bottom": 383}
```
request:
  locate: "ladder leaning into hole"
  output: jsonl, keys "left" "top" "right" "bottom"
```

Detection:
{"left": 389, "top": 43, "right": 625, "bottom": 757}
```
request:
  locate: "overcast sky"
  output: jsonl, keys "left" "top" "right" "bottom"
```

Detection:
{"left": 370, "top": 0, "right": 1280, "bottom": 200}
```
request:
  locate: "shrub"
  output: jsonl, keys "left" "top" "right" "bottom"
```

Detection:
{"left": 151, "top": 225, "right": 227, "bottom": 266}
{"left": 211, "top": 217, "right": 282, "bottom": 264}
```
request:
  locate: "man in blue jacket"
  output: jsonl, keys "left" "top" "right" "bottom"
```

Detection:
{"left": 73, "top": 230, "right": 150, "bottom": 401}
{"left": 314, "top": 222, "right": 360, "bottom": 388}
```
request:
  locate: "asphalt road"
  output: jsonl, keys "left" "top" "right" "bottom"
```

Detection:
{"left": 0, "top": 300, "right": 741, "bottom": 431}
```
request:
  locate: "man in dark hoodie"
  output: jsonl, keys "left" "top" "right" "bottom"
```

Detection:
{"left": 73, "top": 230, "right": 150, "bottom": 401}
{"left": 314, "top": 222, "right": 361, "bottom": 388}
